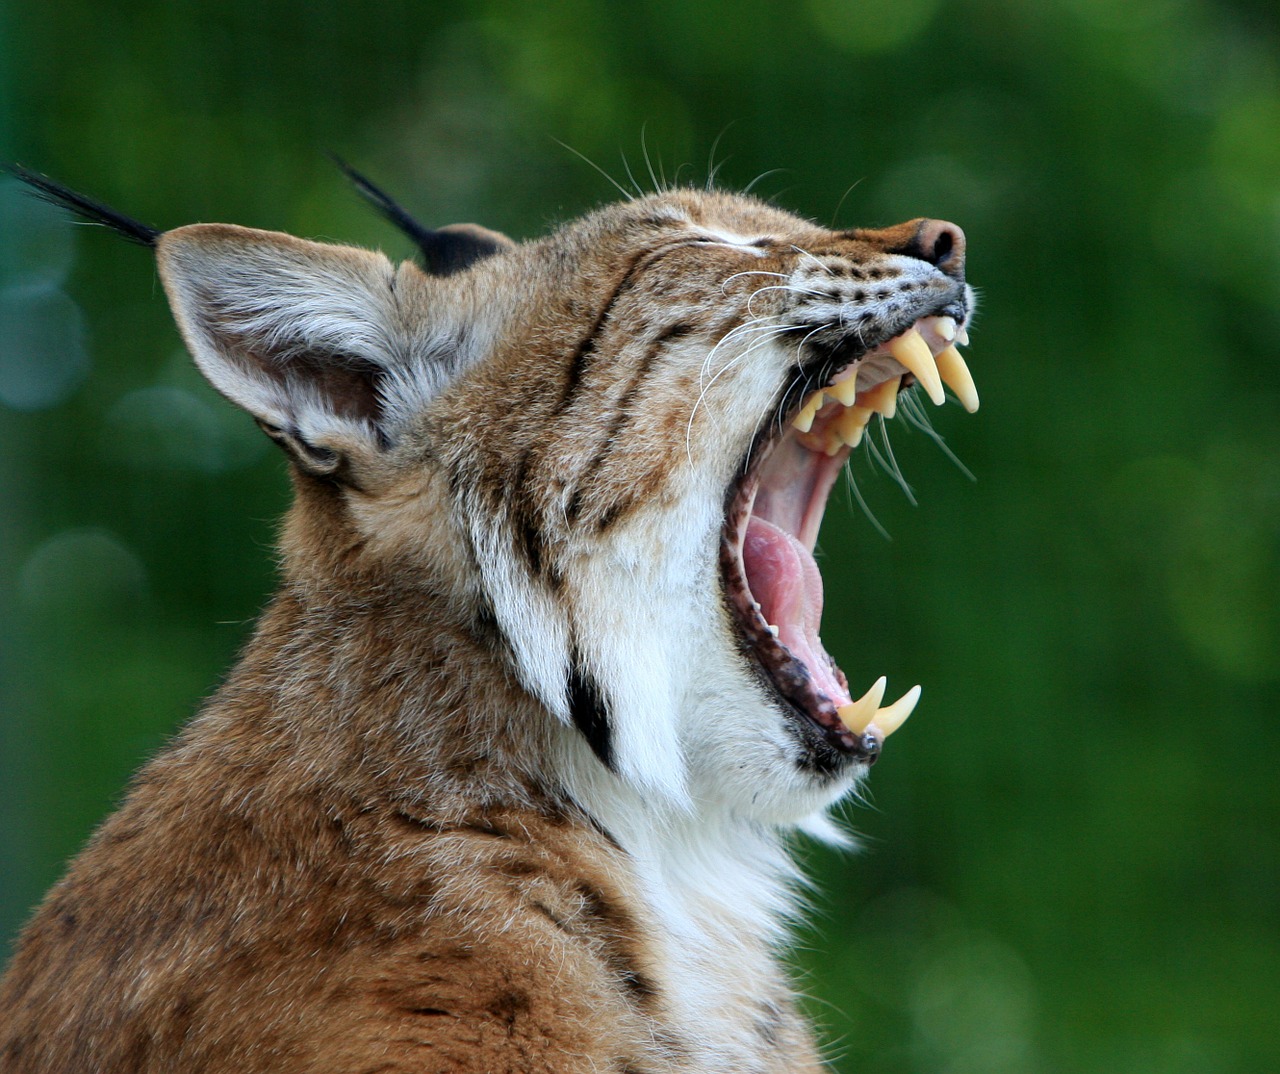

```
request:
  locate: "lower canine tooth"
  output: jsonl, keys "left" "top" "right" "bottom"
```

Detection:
{"left": 836, "top": 405, "right": 873, "bottom": 448}
{"left": 889, "top": 329, "right": 945, "bottom": 406}
{"left": 837, "top": 676, "right": 887, "bottom": 734}
{"left": 870, "top": 684, "right": 921, "bottom": 738}
{"left": 935, "top": 345, "right": 979, "bottom": 413}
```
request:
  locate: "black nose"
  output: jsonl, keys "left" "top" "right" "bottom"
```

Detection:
{"left": 911, "top": 219, "right": 966, "bottom": 279}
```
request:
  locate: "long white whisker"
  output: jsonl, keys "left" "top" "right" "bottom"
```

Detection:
{"left": 743, "top": 168, "right": 787, "bottom": 194}
{"left": 898, "top": 392, "right": 977, "bottom": 481}
{"left": 790, "top": 245, "right": 835, "bottom": 277}
{"left": 641, "top": 126, "right": 662, "bottom": 193}
{"left": 698, "top": 318, "right": 786, "bottom": 381}
{"left": 553, "top": 139, "right": 634, "bottom": 201}
{"left": 686, "top": 325, "right": 792, "bottom": 465}
{"left": 865, "top": 417, "right": 916, "bottom": 505}
{"left": 720, "top": 270, "right": 790, "bottom": 291}
{"left": 698, "top": 322, "right": 790, "bottom": 390}
{"left": 743, "top": 283, "right": 830, "bottom": 317}
{"left": 843, "top": 458, "right": 891, "bottom": 541}
{"left": 618, "top": 149, "right": 645, "bottom": 198}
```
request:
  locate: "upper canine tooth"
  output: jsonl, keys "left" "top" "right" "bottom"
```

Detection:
{"left": 837, "top": 676, "right": 887, "bottom": 734}
{"left": 934, "top": 315, "right": 957, "bottom": 342}
{"left": 870, "top": 684, "right": 921, "bottom": 738}
{"left": 889, "top": 329, "right": 945, "bottom": 406}
{"left": 829, "top": 376, "right": 860, "bottom": 406}
{"left": 935, "top": 345, "right": 979, "bottom": 413}
{"left": 859, "top": 376, "right": 900, "bottom": 418}
{"left": 791, "top": 390, "right": 825, "bottom": 432}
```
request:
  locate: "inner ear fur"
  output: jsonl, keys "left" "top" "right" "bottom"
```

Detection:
{"left": 157, "top": 224, "right": 420, "bottom": 475}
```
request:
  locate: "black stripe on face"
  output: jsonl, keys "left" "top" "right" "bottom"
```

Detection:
{"left": 556, "top": 240, "right": 705, "bottom": 418}
{"left": 567, "top": 652, "right": 614, "bottom": 771}
{"left": 564, "top": 321, "right": 694, "bottom": 524}
{"left": 556, "top": 250, "right": 650, "bottom": 417}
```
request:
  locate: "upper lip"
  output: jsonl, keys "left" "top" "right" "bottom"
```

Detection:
{"left": 719, "top": 310, "right": 978, "bottom": 762}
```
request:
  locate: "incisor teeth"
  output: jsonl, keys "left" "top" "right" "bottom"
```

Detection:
{"left": 791, "top": 390, "right": 825, "bottom": 432}
{"left": 956, "top": 324, "right": 970, "bottom": 346}
{"left": 869, "top": 684, "right": 921, "bottom": 738}
{"left": 835, "top": 405, "right": 873, "bottom": 449}
{"left": 935, "top": 345, "right": 979, "bottom": 413}
{"left": 934, "top": 315, "right": 957, "bottom": 342}
{"left": 837, "top": 676, "right": 887, "bottom": 735}
{"left": 889, "top": 329, "right": 945, "bottom": 406}
{"left": 860, "top": 376, "right": 900, "bottom": 418}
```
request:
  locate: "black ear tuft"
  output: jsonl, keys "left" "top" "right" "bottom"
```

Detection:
{"left": 329, "top": 156, "right": 513, "bottom": 276}
{"left": 5, "top": 165, "right": 160, "bottom": 248}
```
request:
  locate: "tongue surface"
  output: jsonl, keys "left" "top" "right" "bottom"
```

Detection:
{"left": 742, "top": 516, "right": 852, "bottom": 707}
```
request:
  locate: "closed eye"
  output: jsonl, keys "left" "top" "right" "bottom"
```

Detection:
{"left": 688, "top": 229, "right": 773, "bottom": 256}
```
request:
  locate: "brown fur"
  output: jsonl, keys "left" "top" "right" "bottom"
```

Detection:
{"left": 0, "top": 188, "right": 970, "bottom": 1072}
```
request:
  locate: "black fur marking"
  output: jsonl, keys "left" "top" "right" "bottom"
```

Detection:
{"left": 572, "top": 880, "right": 658, "bottom": 1005}
{"left": 509, "top": 447, "right": 545, "bottom": 575}
{"left": 567, "top": 654, "right": 614, "bottom": 771}
{"left": 6, "top": 165, "right": 160, "bottom": 247}
{"left": 555, "top": 241, "right": 700, "bottom": 418}
{"left": 564, "top": 321, "right": 693, "bottom": 525}
{"left": 330, "top": 156, "right": 510, "bottom": 276}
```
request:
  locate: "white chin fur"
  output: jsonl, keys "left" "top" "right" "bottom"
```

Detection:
{"left": 485, "top": 487, "right": 860, "bottom": 827}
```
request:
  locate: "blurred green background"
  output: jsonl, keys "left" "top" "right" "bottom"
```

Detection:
{"left": 2, "top": 0, "right": 1277, "bottom": 1070}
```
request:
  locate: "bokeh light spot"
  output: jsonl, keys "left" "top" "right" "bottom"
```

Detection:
{"left": 0, "top": 283, "right": 89, "bottom": 411}
{"left": 105, "top": 385, "right": 262, "bottom": 473}
{"left": 18, "top": 529, "right": 148, "bottom": 620}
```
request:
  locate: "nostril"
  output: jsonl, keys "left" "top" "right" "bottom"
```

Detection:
{"left": 914, "top": 219, "right": 966, "bottom": 276}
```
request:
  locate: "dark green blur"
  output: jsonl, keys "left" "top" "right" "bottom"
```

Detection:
{"left": 2, "top": 1, "right": 1277, "bottom": 1070}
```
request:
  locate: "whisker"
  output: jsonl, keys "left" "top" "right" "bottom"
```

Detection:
{"left": 618, "top": 149, "right": 645, "bottom": 198}
{"left": 898, "top": 392, "right": 977, "bottom": 482}
{"left": 865, "top": 416, "right": 917, "bottom": 506}
{"left": 641, "top": 126, "right": 662, "bottom": 193}
{"left": 698, "top": 318, "right": 785, "bottom": 381}
{"left": 790, "top": 245, "right": 835, "bottom": 277}
{"left": 843, "top": 459, "right": 891, "bottom": 541}
{"left": 742, "top": 168, "right": 787, "bottom": 195}
{"left": 706, "top": 125, "right": 736, "bottom": 191}
{"left": 553, "top": 139, "right": 634, "bottom": 201}
{"left": 687, "top": 324, "right": 793, "bottom": 462}
{"left": 830, "top": 177, "right": 865, "bottom": 228}
{"left": 720, "top": 269, "right": 790, "bottom": 291}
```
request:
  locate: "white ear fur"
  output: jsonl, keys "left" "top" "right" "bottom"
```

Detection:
{"left": 157, "top": 224, "right": 421, "bottom": 468}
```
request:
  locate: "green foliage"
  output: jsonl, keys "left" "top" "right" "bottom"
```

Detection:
{"left": 2, "top": 0, "right": 1277, "bottom": 1068}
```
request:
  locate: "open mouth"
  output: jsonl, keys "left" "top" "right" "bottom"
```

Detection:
{"left": 721, "top": 314, "right": 978, "bottom": 764}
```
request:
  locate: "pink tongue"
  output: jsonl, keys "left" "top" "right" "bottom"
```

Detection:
{"left": 742, "top": 517, "right": 852, "bottom": 707}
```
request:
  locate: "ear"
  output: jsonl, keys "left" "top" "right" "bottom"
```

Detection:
{"left": 157, "top": 224, "right": 424, "bottom": 477}
{"left": 417, "top": 223, "right": 515, "bottom": 276}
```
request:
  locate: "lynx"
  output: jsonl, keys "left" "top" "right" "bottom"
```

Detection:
{"left": 0, "top": 166, "right": 976, "bottom": 1073}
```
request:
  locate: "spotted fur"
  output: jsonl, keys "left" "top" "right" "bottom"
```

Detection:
{"left": 0, "top": 187, "right": 968, "bottom": 1073}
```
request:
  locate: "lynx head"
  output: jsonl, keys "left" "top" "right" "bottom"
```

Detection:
{"left": 148, "top": 186, "right": 976, "bottom": 826}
